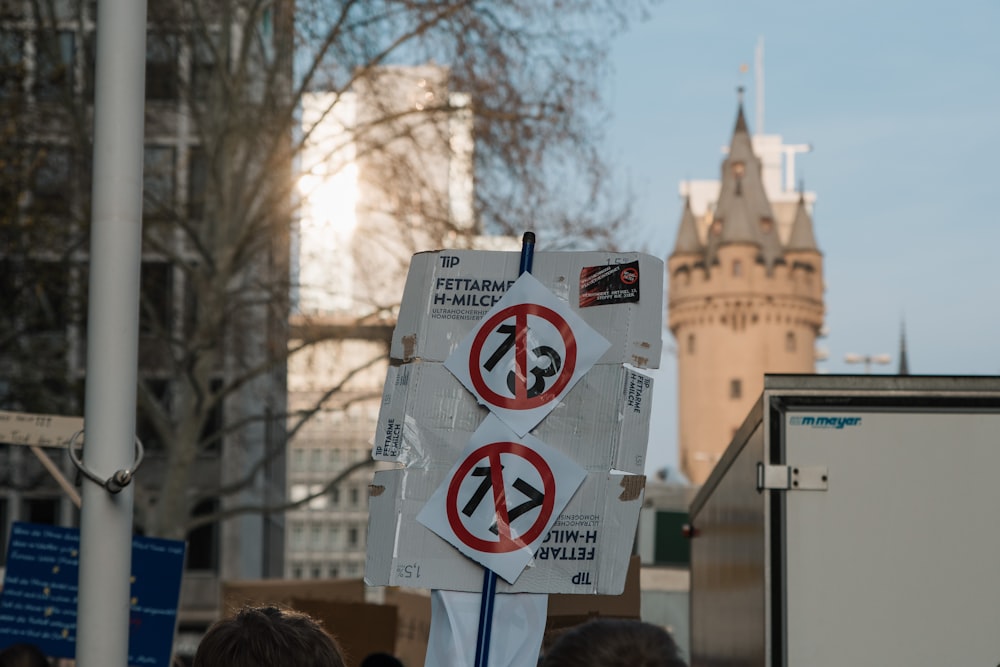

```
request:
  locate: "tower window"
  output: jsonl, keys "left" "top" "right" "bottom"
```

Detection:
{"left": 729, "top": 378, "right": 742, "bottom": 399}
{"left": 687, "top": 333, "right": 695, "bottom": 355}
{"left": 732, "top": 259, "right": 742, "bottom": 277}
{"left": 786, "top": 331, "right": 797, "bottom": 353}
{"left": 760, "top": 218, "right": 774, "bottom": 234}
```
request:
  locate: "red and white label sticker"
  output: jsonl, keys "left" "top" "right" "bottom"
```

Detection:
{"left": 416, "top": 415, "right": 586, "bottom": 584}
{"left": 444, "top": 272, "right": 610, "bottom": 436}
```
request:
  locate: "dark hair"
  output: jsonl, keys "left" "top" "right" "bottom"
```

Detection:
{"left": 360, "top": 653, "right": 404, "bottom": 667}
{"left": 192, "top": 605, "right": 346, "bottom": 667}
{"left": 541, "top": 619, "right": 686, "bottom": 667}
{"left": 0, "top": 643, "right": 51, "bottom": 667}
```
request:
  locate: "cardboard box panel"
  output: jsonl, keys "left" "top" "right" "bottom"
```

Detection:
{"left": 373, "top": 362, "right": 652, "bottom": 474}
{"left": 221, "top": 578, "right": 365, "bottom": 611}
{"left": 546, "top": 554, "right": 641, "bottom": 623}
{"left": 392, "top": 250, "right": 663, "bottom": 368}
{"left": 365, "top": 468, "right": 645, "bottom": 594}
{"left": 383, "top": 589, "right": 432, "bottom": 667}
{"left": 288, "top": 599, "right": 396, "bottom": 667}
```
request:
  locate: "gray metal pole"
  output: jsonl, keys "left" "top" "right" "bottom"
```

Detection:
{"left": 76, "top": 0, "right": 147, "bottom": 664}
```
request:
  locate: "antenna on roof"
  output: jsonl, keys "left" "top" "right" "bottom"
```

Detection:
{"left": 755, "top": 36, "right": 765, "bottom": 136}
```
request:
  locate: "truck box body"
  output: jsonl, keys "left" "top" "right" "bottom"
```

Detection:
{"left": 688, "top": 375, "right": 1000, "bottom": 666}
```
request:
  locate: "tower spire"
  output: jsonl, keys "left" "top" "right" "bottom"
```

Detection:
{"left": 786, "top": 191, "right": 819, "bottom": 252}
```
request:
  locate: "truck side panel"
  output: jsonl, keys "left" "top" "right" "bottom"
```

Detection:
{"left": 782, "top": 408, "right": 1000, "bottom": 665}
{"left": 690, "top": 420, "right": 768, "bottom": 667}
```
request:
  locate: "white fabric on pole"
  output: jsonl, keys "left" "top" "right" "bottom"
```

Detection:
{"left": 425, "top": 590, "right": 547, "bottom": 667}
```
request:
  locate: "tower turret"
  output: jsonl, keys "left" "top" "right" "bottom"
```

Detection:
{"left": 667, "top": 103, "right": 826, "bottom": 484}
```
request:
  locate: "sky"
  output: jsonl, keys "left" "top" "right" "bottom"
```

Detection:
{"left": 604, "top": 2, "right": 1000, "bottom": 477}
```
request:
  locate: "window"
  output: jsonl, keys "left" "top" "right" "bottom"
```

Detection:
{"left": 190, "top": 33, "right": 219, "bottom": 101}
{"left": 30, "top": 146, "right": 73, "bottom": 217}
{"left": 0, "top": 0, "right": 26, "bottom": 19}
{"left": 182, "top": 265, "right": 202, "bottom": 338}
{"left": 308, "top": 485, "right": 327, "bottom": 510}
{"left": 327, "top": 565, "right": 339, "bottom": 578}
{"left": 143, "top": 146, "right": 176, "bottom": 220}
{"left": 0, "top": 31, "right": 24, "bottom": 98}
{"left": 135, "top": 378, "right": 169, "bottom": 453}
{"left": 140, "top": 261, "right": 173, "bottom": 334}
{"left": 24, "top": 496, "right": 59, "bottom": 524}
{"left": 732, "top": 259, "right": 742, "bottom": 277}
{"left": 785, "top": 331, "right": 797, "bottom": 353}
{"left": 309, "top": 448, "right": 323, "bottom": 471}
{"left": 309, "top": 524, "right": 323, "bottom": 551}
{"left": 186, "top": 147, "right": 207, "bottom": 219}
{"left": 347, "top": 526, "right": 358, "bottom": 548}
{"left": 327, "top": 525, "right": 340, "bottom": 550}
{"left": 291, "top": 564, "right": 303, "bottom": 579}
{"left": 199, "top": 378, "right": 224, "bottom": 454}
{"left": 687, "top": 333, "right": 695, "bottom": 355}
{"left": 145, "top": 33, "right": 178, "bottom": 101}
{"left": 310, "top": 565, "right": 322, "bottom": 579}
{"left": 349, "top": 486, "right": 359, "bottom": 507}
{"left": 34, "top": 31, "right": 74, "bottom": 100}
{"left": 729, "top": 378, "right": 742, "bottom": 400}
{"left": 38, "top": 0, "right": 77, "bottom": 21}
{"left": 0, "top": 142, "right": 21, "bottom": 212}
{"left": 18, "top": 260, "right": 69, "bottom": 334}
{"left": 83, "top": 32, "right": 96, "bottom": 99}
{"left": 653, "top": 511, "right": 691, "bottom": 566}
{"left": 289, "top": 523, "right": 305, "bottom": 552}
{"left": 291, "top": 448, "right": 305, "bottom": 472}
{"left": 290, "top": 483, "right": 309, "bottom": 504}
{"left": 186, "top": 499, "right": 219, "bottom": 570}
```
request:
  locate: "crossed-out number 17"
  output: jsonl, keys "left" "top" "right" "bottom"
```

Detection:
{"left": 462, "top": 465, "right": 545, "bottom": 535}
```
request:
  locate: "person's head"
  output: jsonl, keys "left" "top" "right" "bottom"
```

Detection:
{"left": 0, "top": 643, "right": 51, "bottom": 667}
{"left": 360, "top": 653, "right": 404, "bottom": 667}
{"left": 541, "top": 618, "right": 686, "bottom": 667}
{"left": 193, "top": 605, "right": 346, "bottom": 667}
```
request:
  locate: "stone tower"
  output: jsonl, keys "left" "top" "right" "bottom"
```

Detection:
{"left": 668, "top": 103, "right": 825, "bottom": 485}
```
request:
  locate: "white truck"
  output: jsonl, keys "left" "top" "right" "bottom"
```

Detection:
{"left": 687, "top": 374, "right": 1000, "bottom": 666}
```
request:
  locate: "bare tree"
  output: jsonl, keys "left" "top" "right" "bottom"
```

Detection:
{"left": 0, "top": 0, "right": 654, "bottom": 542}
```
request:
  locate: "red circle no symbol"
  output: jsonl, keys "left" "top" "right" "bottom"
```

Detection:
{"left": 446, "top": 442, "right": 556, "bottom": 554}
{"left": 468, "top": 303, "right": 577, "bottom": 410}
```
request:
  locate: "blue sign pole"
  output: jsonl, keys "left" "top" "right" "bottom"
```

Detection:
{"left": 473, "top": 231, "right": 535, "bottom": 667}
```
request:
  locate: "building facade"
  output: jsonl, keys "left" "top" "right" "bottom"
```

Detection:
{"left": 286, "top": 65, "right": 514, "bottom": 581}
{"left": 667, "top": 104, "right": 825, "bottom": 485}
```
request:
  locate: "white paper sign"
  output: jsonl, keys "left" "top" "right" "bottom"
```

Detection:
{"left": 443, "top": 272, "right": 610, "bottom": 436}
{"left": 425, "top": 590, "right": 547, "bottom": 667}
{"left": 416, "top": 414, "right": 586, "bottom": 584}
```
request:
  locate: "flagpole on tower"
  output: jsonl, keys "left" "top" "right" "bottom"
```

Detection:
{"left": 755, "top": 36, "right": 765, "bottom": 136}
